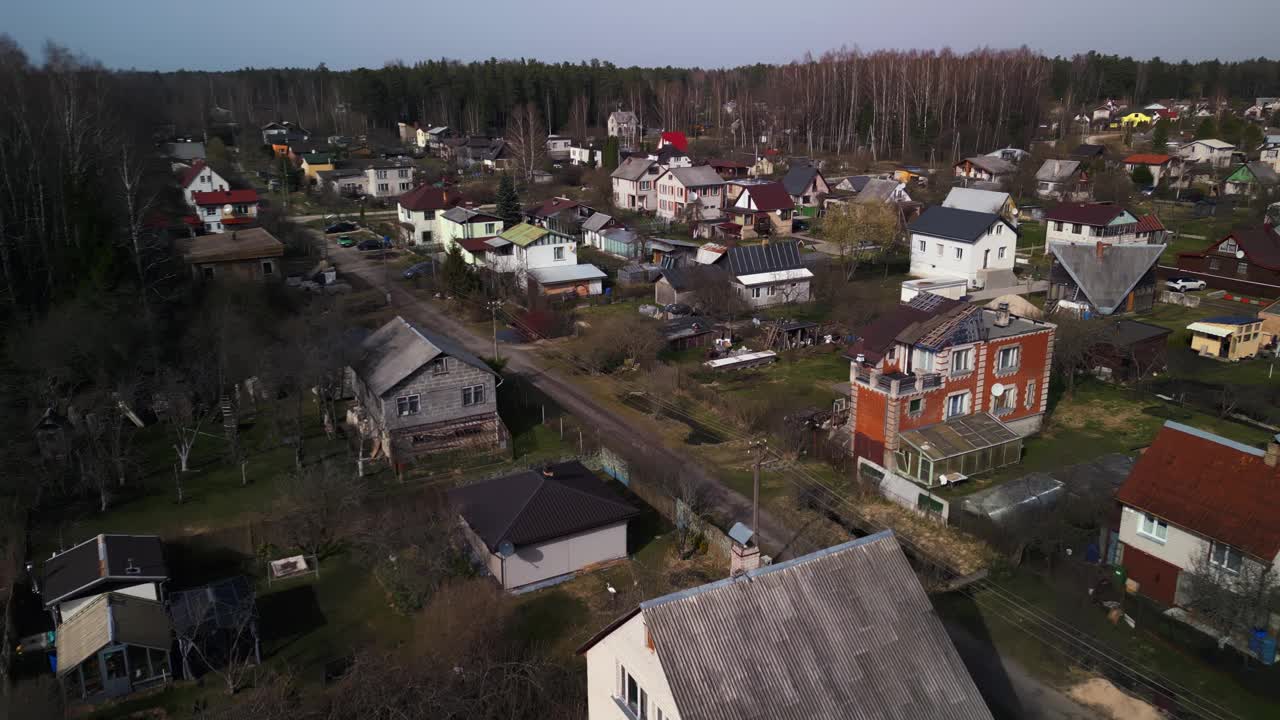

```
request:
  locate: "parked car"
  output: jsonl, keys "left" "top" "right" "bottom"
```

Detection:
{"left": 1165, "top": 277, "right": 1207, "bottom": 292}
{"left": 337, "top": 235, "right": 358, "bottom": 248}
{"left": 357, "top": 238, "right": 385, "bottom": 251}
{"left": 325, "top": 221, "right": 358, "bottom": 234}
{"left": 403, "top": 261, "right": 434, "bottom": 279}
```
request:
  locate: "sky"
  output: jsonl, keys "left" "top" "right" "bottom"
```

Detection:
{"left": 6, "top": 0, "right": 1275, "bottom": 71}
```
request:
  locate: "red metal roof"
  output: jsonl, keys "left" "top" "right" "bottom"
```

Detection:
{"left": 458, "top": 237, "right": 496, "bottom": 253}
{"left": 1134, "top": 214, "right": 1165, "bottom": 233}
{"left": 192, "top": 189, "right": 258, "bottom": 206}
{"left": 660, "top": 131, "right": 688, "bottom": 152}
{"left": 221, "top": 216, "right": 256, "bottom": 226}
{"left": 1124, "top": 153, "right": 1172, "bottom": 166}
{"left": 1044, "top": 202, "right": 1127, "bottom": 226}
{"left": 398, "top": 184, "right": 456, "bottom": 212}
{"left": 739, "top": 181, "right": 795, "bottom": 212}
{"left": 525, "top": 197, "right": 579, "bottom": 218}
{"left": 708, "top": 159, "right": 747, "bottom": 169}
{"left": 1116, "top": 423, "right": 1280, "bottom": 560}
{"left": 179, "top": 160, "right": 207, "bottom": 188}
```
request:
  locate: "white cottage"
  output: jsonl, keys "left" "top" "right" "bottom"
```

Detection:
{"left": 908, "top": 205, "right": 1017, "bottom": 289}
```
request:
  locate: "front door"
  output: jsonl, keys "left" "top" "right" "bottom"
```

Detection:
{"left": 101, "top": 649, "right": 131, "bottom": 697}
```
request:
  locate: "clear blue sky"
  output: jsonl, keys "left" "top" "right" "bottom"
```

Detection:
{"left": 7, "top": 0, "right": 1273, "bottom": 70}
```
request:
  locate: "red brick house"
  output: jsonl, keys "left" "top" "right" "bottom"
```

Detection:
{"left": 847, "top": 294, "right": 1056, "bottom": 487}
{"left": 1175, "top": 227, "right": 1280, "bottom": 297}
{"left": 1114, "top": 422, "right": 1280, "bottom": 607}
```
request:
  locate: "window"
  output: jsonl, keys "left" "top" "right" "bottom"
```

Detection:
{"left": 998, "top": 246, "right": 1006, "bottom": 259}
{"left": 80, "top": 654, "right": 104, "bottom": 695}
{"left": 1219, "top": 238, "right": 1238, "bottom": 254}
{"left": 1054, "top": 221, "right": 1064, "bottom": 232}
{"left": 1138, "top": 512, "right": 1168, "bottom": 542}
{"left": 945, "top": 392, "right": 968, "bottom": 419}
{"left": 996, "top": 346, "right": 1020, "bottom": 372}
{"left": 620, "top": 666, "right": 648, "bottom": 719}
{"left": 462, "top": 384, "right": 485, "bottom": 406}
{"left": 1072, "top": 223, "right": 1082, "bottom": 234}
{"left": 485, "top": 223, "right": 496, "bottom": 235}
{"left": 376, "top": 170, "right": 388, "bottom": 179}
{"left": 378, "top": 183, "right": 389, "bottom": 193}
{"left": 993, "top": 386, "right": 1016, "bottom": 414}
{"left": 261, "top": 260, "right": 274, "bottom": 276}
{"left": 767, "top": 285, "right": 777, "bottom": 296}
{"left": 1025, "top": 379, "right": 1037, "bottom": 408}
{"left": 1210, "top": 542, "right": 1243, "bottom": 574}
{"left": 1237, "top": 261, "right": 1249, "bottom": 275}
{"left": 751, "top": 287, "right": 762, "bottom": 298}
{"left": 201, "top": 266, "right": 215, "bottom": 279}
{"left": 918, "top": 239, "right": 926, "bottom": 252}
{"left": 951, "top": 348, "right": 972, "bottom": 374}
{"left": 641, "top": 181, "right": 651, "bottom": 190}
{"left": 396, "top": 395, "right": 420, "bottom": 416}
{"left": 554, "top": 246, "right": 565, "bottom": 261}
{"left": 954, "top": 247, "right": 964, "bottom": 260}
{"left": 398, "top": 169, "right": 409, "bottom": 178}
{"left": 936, "top": 243, "right": 943, "bottom": 257}
{"left": 432, "top": 358, "right": 450, "bottom": 375}
{"left": 1209, "top": 258, "right": 1221, "bottom": 271}
{"left": 994, "top": 223, "right": 1002, "bottom": 235}
{"left": 205, "top": 207, "right": 217, "bottom": 216}
{"left": 907, "top": 398, "right": 923, "bottom": 415}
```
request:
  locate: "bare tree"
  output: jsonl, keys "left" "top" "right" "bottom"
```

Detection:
{"left": 822, "top": 202, "right": 899, "bottom": 280}
{"left": 274, "top": 460, "right": 367, "bottom": 558}
{"left": 174, "top": 583, "right": 261, "bottom": 695}
{"left": 504, "top": 102, "right": 546, "bottom": 181}
{"left": 1181, "top": 551, "right": 1280, "bottom": 650}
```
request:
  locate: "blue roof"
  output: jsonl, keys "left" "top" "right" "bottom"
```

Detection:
{"left": 1199, "top": 315, "right": 1258, "bottom": 325}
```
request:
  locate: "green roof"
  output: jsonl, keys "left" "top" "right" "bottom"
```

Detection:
{"left": 498, "top": 222, "right": 550, "bottom": 247}
{"left": 303, "top": 153, "right": 332, "bottom": 164}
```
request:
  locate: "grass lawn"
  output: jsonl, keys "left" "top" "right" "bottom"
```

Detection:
{"left": 703, "top": 348, "right": 848, "bottom": 409}
{"left": 1016, "top": 221, "right": 1045, "bottom": 250}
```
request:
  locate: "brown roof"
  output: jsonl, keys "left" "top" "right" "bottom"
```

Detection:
{"left": 1124, "top": 153, "right": 1172, "bottom": 166}
{"left": 525, "top": 197, "right": 580, "bottom": 218}
{"left": 1116, "top": 422, "right": 1280, "bottom": 560}
{"left": 458, "top": 236, "right": 496, "bottom": 253}
{"left": 398, "top": 184, "right": 457, "bottom": 212}
{"left": 182, "top": 227, "right": 284, "bottom": 264}
{"left": 1045, "top": 202, "right": 1128, "bottom": 226}
{"left": 738, "top": 181, "right": 795, "bottom": 212}
{"left": 1134, "top": 214, "right": 1165, "bottom": 233}
{"left": 1182, "top": 228, "right": 1280, "bottom": 272}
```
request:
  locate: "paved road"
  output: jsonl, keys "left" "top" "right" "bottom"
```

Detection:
{"left": 307, "top": 227, "right": 814, "bottom": 560}
{"left": 290, "top": 210, "right": 399, "bottom": 223}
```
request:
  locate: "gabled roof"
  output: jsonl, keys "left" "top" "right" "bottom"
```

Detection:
{"left": 498, "top": 222, "right": 551, "bottom": 247}
{"left": 581, "top": 212, "right": 616, "bottom": 233}
{"left": 845, "top": 300, "right": 962, "bottom": 364}
{"left": 179, "top": 160, "right": 208, "bottom": 188}
{"left": 659, "top": 131, "right": 688, "bottom": 152}
{"left": 1098, "top": 318, "right": 1172, "bottom": 348}
{"left": 1035, "top": 159, "right": 1083, "bottom": 183}
{"left": 663, "top": 165, "right": 724, "bottom": 188}
{"left": 1124, "top": 153, "right": 1172, "bottom": 166}
{"left": 1198, "top": 227, "right": 1280, "bottom": 271}
{"left": 1049, "top": 242, "right": 1164, "bottom": 314}
{"left": 1229, "top": 162, "right": 1280, "bottom": 186}
{"left": 908, "top": 206, "right": 1009, "bottom": 244}
{"left": 447, "top": 461, "right": 637, "bottom": 551}
{"left": 1071, "top": 144, "right": 1106, "bottom": 159}
{"left": 957, "top": 155, "right": 1015, "bottom": 175}
{"left": 855, "top": 178, "right": 907, "bottom": 204}
{"left": 658, "top": 264, "right": 729, "bottom": 292}
{"left": 942, "top": 187, "right": 1010, "bottom": 214}
{"left": 42, "top": 534, "right": 167, "bottom": 607}
{"left": 441, "top": 206, "right": 500, "bottom": 224}
{"left": 352, "top": 316, "right": 494, "bottom": 397}
{"left": 581, "top": 531, "right": 993, "bottom": 720}
{"left": 724, "top": 240, "right": 805, "bottom": 276}
{"left": 1134, "top": 214, "right": 1165, "bottom": 234}
{"left": 192, "top": 189, "right": 258, "bottom": 206}
{"left": 1186, "top": 138, "right": 1235, "bottom": 150}
{"left": 735, "top": 181, "right": 794, "bottom": 212}
{"left": 611, "top": 156, "right": 656, "bottom": 181}
{"left": 56, "top": 593, "right": 171, "bottom": 678}
{"left": 1044, "top": 202, "right": 1128, "bottom": 226}
{"left": 1116, "top": 422, "right": 1280, "bottom": 560}
{"left": 398, "top": 185, "right": 456, "bottom": 212}
{"left": 525, "top": 197, "right": 581, "bottom": 219}
{"left": 781, "top": 164, "right": 822, "bottom": 196}
{"left": 609, "top": 110, "right": 638, "bottom": 124}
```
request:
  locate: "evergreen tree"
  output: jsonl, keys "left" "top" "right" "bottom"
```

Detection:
{"left": 495, "top": 174, "right": 521, "bottom": 228}
{"left": 1195, "top": 117, "right": 1218, "bottom": 140}
{"left": 1151, "top": 119, "right": 1169, "bottom": 153}
{"left": 603, "top": 136, "right": 620, "bottom": 171}
{"left": 1130, "top": 164, "right": 1154, "bottom": 187}
{"left": 1241, "top": 124, "right": 1265, "bottom": 153}
{"left": 441, "top": 244, "right": 476, "bottom": 296}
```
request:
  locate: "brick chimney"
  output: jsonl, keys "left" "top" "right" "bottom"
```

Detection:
{"left": 1266, "top": 434, "right": 1280, "bottom": 469}
{"left": 994, "top": 302, "right": 1011, "bottom": 328}
{"left": 1095, "top": 241, "right": 1107, "bottom": 260}
{"left": 731, "top": 541, "right": 761, "bottom": 574}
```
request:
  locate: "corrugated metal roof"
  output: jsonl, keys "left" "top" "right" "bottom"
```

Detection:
{"left": 529, "top": 264, "right": 607, "bottom": 285}
{"left": 1049, "top": 242, "right": 1163, "bottom": 314}
{"left": 352, "top": 316, "right": 494, "bottom": 397}
{"left": 908, "top": 206, "right": 1007, "bottom": 244}
{"left": 498, "top": 222, "right": 551, "bottom": 248}
{"left": 725, "top": 240, "right": 805, "bottom": 276}
{"left": 637, "top": 531, "right": 994, "bottom": 720}
{"left": 942, "top": 187, "right": 1010, "bottom": 214}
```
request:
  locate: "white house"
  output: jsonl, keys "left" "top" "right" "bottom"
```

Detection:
{"left": 362, "top": 159, "right": 416, "bottom": 198}
{"left": 1042, "top": 203, "right": 1155, "bottom": 251}
{"left": 546, "top": 135, "right": 572, "bottom": 161}
{"left": 40, "top": 534, "right": 168, "bottom": 625}
{"left": 699, "top": 240, "right": 813, "bottom": 307}
{"left": 578, "top": 531, "right": 994, "bottom": 720}
{"left": 654, "top": 166, "right": 725, "bottom": 222}
{"left": 484, "top": 222, "right": 579, "bottom": 280}
{"left": 1115, "top": 422, "right": 1280, "bottom": 609}
{"left": 1260, "top": 141, "right": 1280, "bottom": 174}
{"left": 396, "top": 185, "right": 458, "bottom": 245}
{"left": 942, "top": 187, "right": 1018, "bottom": 226}
{"left": 907, "top": 205, "right": 1017, "bottom": 289}
{"left": 191, "top": 189, "right": 259, "bottom": 234}
{"left": 569, "top": 142, "right": 604, "bottom": 167}
{"left": 437, "top": 206, "right": 503, "bottom": 259}
{"left": 178, "top": 160, "right": 229, "bottom": 208}
{"left": 1178, "top": 139, "right": 1235, "bottom": 168}
{"left": 611, "top": 157, "right": 660, "bottom": 211}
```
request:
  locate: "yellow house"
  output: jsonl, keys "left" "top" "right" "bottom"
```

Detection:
{"left": 1121, "top": 112, "right": 1153, "bottom": 128}
{"left": 300, "top": 153, "right": 334, "bottom": 181}
{"left": 1260, "top": 298, "right": 1280, "bottom": 347}
{"left": 1187, "top": 316, "right": 1264, "bottom": 361}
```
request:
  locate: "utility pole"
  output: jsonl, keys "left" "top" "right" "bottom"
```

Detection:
{"left": 749, "top": 438, "right": 767, "bottom": 539}
{"left": 488, "top": 300, "right": 501, "bottom": 360}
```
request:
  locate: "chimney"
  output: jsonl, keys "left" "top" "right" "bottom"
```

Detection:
{"left": 1095, "top": 241, "right": 1107, "bottom": 260}
{"left": 995, "top": 302, "right": 1011, "bottom": 328}
{"left": 731, "top": 541, "right": 761, "bottom": 575}
{"left": 1266, "top": 434, "right": 1280, "bottom": 468}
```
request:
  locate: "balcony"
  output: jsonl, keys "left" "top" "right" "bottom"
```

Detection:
{"left": 854, "top": 368, "right": 942, "bottom": 397}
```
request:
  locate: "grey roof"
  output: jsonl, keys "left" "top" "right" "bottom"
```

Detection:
{"left": 663, "top": 315, "right": 717, "bottom": 340}
{"left": 1243, "top": 162, "right": 1280, "bottom": 186}
{"left": 855, "top": 178, "right": 905, "bottom": 204}
{"left": 609, "top": 110, "right": 638, "bottom": 124}
{"left": 352, "top": 316, "right": 494, "bottom": 397}
{"left": 1049, "top": 242, "right": 1164, "bottom": 314}
{"left": 529, "top": 264, "right": 608, "bottom": 285}
{"left": 1100, "top": 319, "right": 1172, "bottom": 347}
{"left": 960, "top": 155, "right": 1015, "bottom": 176}
{"left": 659, "top": 265, "right": 729, "bottom": 291}
{"left": 611, "top": 156, "right": 656, "bottom": 181}
{"left": 839, "top": 175, "right": 872, "bottom": 192}
{"left": 942, "top": 187, "right": 1010, "bottom": 214}
{"left": 665, "top": 165, "right": 725, "bottom": 188}
{"left": 908, "top": 206, "right": 1010, "bottom": 244}
{"left": 442, "top": 206, "right": 500, "bottom": 224}
{"left": 979, "top": 307, "right": 1051, "bottom": 340}
{"left": 166, "top": 141, "right": 206, "bottom": 160}
{"left": 782, "top": 164, "right": 821, "bottom": 196}
{"left": 725, "top": 240, "right": 805, "bottom": 275}
{"left": 447, "top": 461, "right": 638, "bottom": 551}
{"left": 601, "top": 227, "right": 640, "bottom": 246}
{"left": 630, "top": 531, "right": 994, "bottom": 720}
{"left": 1035, "top": 159, "right": 1083, "bottom": 183}
{"left": 582, "top": 212, "right": 615, "bottom": 233}
{"left": 42, "top": 534, "right": 168, "bottom": 607}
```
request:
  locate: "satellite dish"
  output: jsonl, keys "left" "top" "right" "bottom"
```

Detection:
{"left": 497, "top": 540, "right": 515, "bottom": 558}
{"left": 1236, "top": 250, "right": 1245, "bottom": 259}
{"left": 991, "top": 383, "right": 1006, "bottom": 397}
{"left": 223, "top": 204, "right": 234, "bottom": 214}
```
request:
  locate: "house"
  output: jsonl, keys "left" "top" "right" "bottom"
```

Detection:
{"left": 611, "top": 157, "right": 661, "bottom": 211}
{"left": 852, "top": 178, "right": 911, "bottom": 205}
{"left": 190, "top": 189, "right": 258, "bottom": 234}
{"left": 41, "top": 534, "right": 168, "bottom": 625}
{"left": 597, "top": 227, "right": 643, "bottom": 259}
{"left": 608, "top": 111, "right": 639, "bottom": 148}
{"left": 1224, "top": 162, "right": 1280, "bottom": 198}
{"left": 524, "top": 197, "right": 595, "bottom": 237}
{"left": 1123, "top": 154, "right": 1175, "bottom": 185}
{"left": 1087, "top": 319, "right": 1171, "bottom": 381}
{"left": 847, "top": 295, "right": 1056, "bottom": 478}
{"left": 706, "top": 158, "right": 749, "bottom": 179}
{"left": 986, "top": 147, "right": 1029, "bottom": 165}
{"left": 1179, "top": 139, "right": 1236, "bottom": 168}
{"left": 1092, "top": 101, "right": 1119, "bottom": 126}
{"left": 358, "top": 158, "right": 416, "bottom": 197}
{"left": 954, "top": 156, "right": 1015, "bottom": 184}
{"left": 1043, "top": 203, "right": 1156, "bottom": 251}
{"left": 1035, "top": 159, "right": 1090, "bottom": 200}
{"left": 546, "top": 135, "right": 572, "bottom": 161}
{"left": 55, "top": 593, "right": 173, "bottom": 704}
{"left": 658, "top": 130, "right": 688, "bottom": 152}
{"left": 487, "top": 222, "right": 580, "bottom": 280}
{"left": 1176, "top": 227, "right": 1280, "bottom": 297}
{"left": 1120, "top": 111, "right": 1154, "bottom": 127}
{"left": 317, "top": 168, "right": 369, "bottom": 197}
{"left": 437, "top": 207, "right": 503, "bottom": 260}
{"left": 907, "top": 206, "right": 1018, "bottom": 289}
{"left": 651, "top": 144, "right": 692, "bottom": 169}
{"left": 397, "top": 185, "right": 459, "bottom": 245}
{"left": 582, "top": 212, "right": 622, "bottom": 250}
{"left": 178, "top": 161, "right": 229, "bottom": 208}
{"left": 449, "top": 461, "right": 635, "bottom": 592}
{"left": 701, "top": 240, "right": 813, "bottom": 307}
{"left": 1154, "top": 108, "right": 1180, "bottom": 122}
{"left": 781, "top": 164, "right": 830, "bottom": 211}
{"left": 164, "top": 141, "right": 205, "bottom": 162}
{"left": 942, "top": 187, "right": 1018, "bottom": 225}
{"left": 646, "top": 237, "right": 700, "bottom": 267}
{"left": 653, "top": 265, "right": 729, "bottom": 308}
{"left": 724, "top": 180, "right": 794, "bottom": 240}
{"left": 300, "top": 153, "right": 334, "bottom": 182}
{"left": 894, "top": 166, "right": 930, "bottom": 185}
{"left": 261, "top": 121, "right": 309, "bottom": 148}
{"left": 569, "top": 141, "right": 604, "bottom": 167}
{"left": 1186, "top": 316, "right": 1265, "bottom": 361}
{"left": 180, "top": 227, "right": 284, "bottom": 282}
{"left": 655, "top": 166, "right": 726, "bottom": 222}
{"left": 528, "top": 264, "right": 608, "bottom": 297}
{"left": 350, "top": 316, "right": 506, "bottom": 465}
{"left": 1115, "top": 422, "right": 1280, "bottom": 607}
{"left": 1260, "top": 141, "right": 1280, "bottom": 174}
{"left": 1261, "top": 298, "right": 1280, "bottom": 346}
{"left": 1047, "top": 241, "right": 1164, "bottom": 316}
{"left": 578, "top": 531, "right": 994, "bottom": 720}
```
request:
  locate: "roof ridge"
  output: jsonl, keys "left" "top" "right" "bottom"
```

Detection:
{"left": 1163, "top": 420, "right": 1265, "bottom": 457}
{"left": 495, "top": 471, "right": 549, "bottom": 545}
